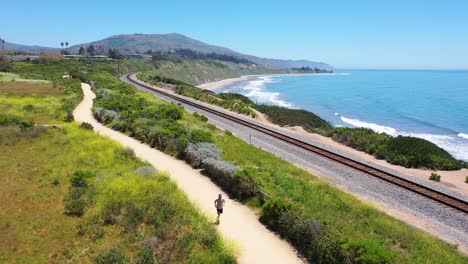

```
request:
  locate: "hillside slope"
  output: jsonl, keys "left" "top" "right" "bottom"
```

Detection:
{"left": 138, "top": 59, "right": 288, "bottom": 85}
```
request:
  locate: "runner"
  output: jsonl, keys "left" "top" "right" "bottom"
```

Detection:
{"left": 214, "top": 194, "right": 225, "bottom": 224}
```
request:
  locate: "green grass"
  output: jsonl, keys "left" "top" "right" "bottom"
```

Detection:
{"left": 214, "top": 133, "right": 467, "bottom": 263}
{"left": 5, "top": 60, "right": 467, "bottom": 263}
{"left": 0, "top": 72, "right": 51, "bottom": 84}
{"left": 0, "top": 73, "right": 236, "bottom": 263}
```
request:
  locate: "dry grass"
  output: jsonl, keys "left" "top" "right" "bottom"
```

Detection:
{"left": 0, "top": 82, "right": 62, "bottom": 96}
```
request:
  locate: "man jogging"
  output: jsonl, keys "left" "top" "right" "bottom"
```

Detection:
{"left": 214, "top": 194, "right": 225, "bottom": 224}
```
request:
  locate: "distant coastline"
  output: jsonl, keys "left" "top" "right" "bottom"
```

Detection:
{"left": 198, "top": 73, "right": 339, "bottom": 91}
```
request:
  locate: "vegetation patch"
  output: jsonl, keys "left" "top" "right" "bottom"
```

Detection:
{"left": 5, "top": 59, "right": 466, "bottom": 264}
{"left": 0, "top": 63, "right": 236, "bottom": 263}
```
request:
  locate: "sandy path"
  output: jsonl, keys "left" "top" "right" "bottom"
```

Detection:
{"left": 73, "top": 83, "right": 303, "bottom": 264}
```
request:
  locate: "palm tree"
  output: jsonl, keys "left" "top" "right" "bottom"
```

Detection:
{"left": 65, "top": 42, "right": 69, "bottom": 48}
{"left": 61, "top": 42, "right": 64, "bottom": 49}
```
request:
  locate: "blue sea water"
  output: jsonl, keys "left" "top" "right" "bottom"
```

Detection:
{"left": 216, "top": 70, "right": 468, "bottom": 161}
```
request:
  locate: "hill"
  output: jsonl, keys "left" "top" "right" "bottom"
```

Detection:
{"left": 2, "top": 41, "right": 59, "bottom": 53}
{"left": 138, "top": 59, "right": 288, "bottom": 85}
{"left": 69, "top": 33, "right": 333, "bottom": 70}
{"left": 5, "top": 33, "right": 333, "bottom": 70}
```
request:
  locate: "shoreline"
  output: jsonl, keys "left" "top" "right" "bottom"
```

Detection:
{"left": 198, "top": 75, "right": 468, "bottom": 195}
{"left": 198, "top": 72, "right": 339, "bottom": 91}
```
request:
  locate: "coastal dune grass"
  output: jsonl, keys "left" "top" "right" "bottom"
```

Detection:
{"left": 0, "top": 76, "right": 236, "bottom": 263}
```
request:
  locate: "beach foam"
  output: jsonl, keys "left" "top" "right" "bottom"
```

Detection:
{"left": 458, "top": 133, "right": 468, "bottom": 140}
{"left": 239, "top": 76, "right": 294, "bottom": 108}
{"left": 341, "top": 116, "right": 398, "bottom": 136}
{"left": 340, "top": 116, "right": 468, "bottom": 161}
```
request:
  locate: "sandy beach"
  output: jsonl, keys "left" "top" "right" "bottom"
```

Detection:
{"left": 198, "top": 73, "right": 339, "bottom": 91}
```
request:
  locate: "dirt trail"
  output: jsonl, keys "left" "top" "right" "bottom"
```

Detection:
{"left": 73, "top": 83, "right": 303, "bottom": 264}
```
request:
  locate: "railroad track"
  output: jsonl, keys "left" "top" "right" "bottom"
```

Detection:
{"left": 126, "top": 73, "right": 468, "bottom": 214}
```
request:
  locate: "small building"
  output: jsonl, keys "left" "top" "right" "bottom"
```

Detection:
{"left": 64, "top": 55, "right": 84, "bottom": 59}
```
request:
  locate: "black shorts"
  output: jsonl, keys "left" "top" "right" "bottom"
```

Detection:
{"left": 217, "top": 208, "right": 223, "bottom": 214}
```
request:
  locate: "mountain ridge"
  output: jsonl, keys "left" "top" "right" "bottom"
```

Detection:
{"left": 3, "top": 33, "right": 333, "bottom": 70}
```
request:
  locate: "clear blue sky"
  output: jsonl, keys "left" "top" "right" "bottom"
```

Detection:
{"left": 3, "top": 0, "right": 468, "bottom": 69}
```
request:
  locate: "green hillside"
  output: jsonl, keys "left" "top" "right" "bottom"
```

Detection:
{"left": 141, "top": 59, "right": 287, "bottom": 86}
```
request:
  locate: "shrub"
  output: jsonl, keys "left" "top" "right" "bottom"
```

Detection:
{"left": 255, "top": 104, "right": 332, "bottom": 132}
{"left": 135, "top": 246, "right": 154, "bottom": 264}
{"left": 23, "top": 104, "right": 35, "bottom": 112}
{"left": 192, "top": 112, "right": 208, "bottom": 122}
{"left": 80, "top": 122, "right": 93, "bottom": 130}
{"left": 70, "top": 170, "right": 96, "bottom": 188}
{"left": 134, "top": 166, "right": 157, "bottom": 176}
{"left": 260, "top": 199, "right": 346, "bottom": 263}
{"left": 429, "top": 172, "right": 441, "bottom": 182}
{"left": 201, "top": 158, "right": 239, "bottom": 187}
{"left": 0, "top": 113, "right": 34, "bottom": 129}
{"left": 116, "top": 147, "right": 136, "bottom": 160}
{"left": 39, "top": 52, "right": 64, "bottom": 63}
{"left": 95, "top": 247, "right": 127, "bottom": 264}
{"left": 64, "top": 197, "right": 86, "bottom": 216}
{"left": 345, "top": 240, "right": 394, "bottom": 264}
{"left": 465, "top": 176, "right": 468, "bottom": 183}
{"left": 260, "top": 199, "right": 293, "bottom": 229}
{"left": 232, "top": 169, "right": 261, "bottom": 201}
{"left": 190, "top": 129, "right": 213, "bottom": 143}
{"left": 76, "top": 224, "right": 86, "bottom": 236}
{"left": 51, "top": 176, "right": 60, "bottom": 185}
{"left": 63, "top": 111, "right": 74, "bottom": 122}
{"left": 93, "top": 226, "right": 105, "bottom": 240}
{"left": 184, "top": 142, "right": 221, "bottom": 168}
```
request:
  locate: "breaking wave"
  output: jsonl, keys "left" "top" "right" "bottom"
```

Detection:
{"left": 340, "top": 116, "right": 468, "bottom": 161}
{"left": 238, "top": 77, "right": 294, "bottom": 108}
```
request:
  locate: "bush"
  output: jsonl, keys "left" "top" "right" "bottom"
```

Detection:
{"left": 429, "top": 172, "right": 441, "bottom": 182}
{"left": 70, "top": 170, "right": 96, "bottom": 188}
{"left": 93, "top": 226, "right": 105, "bottom": 240}
{"left": 255, "top": 104, "right": 332, "bottom": 132}
{"left": 51, "top": 176, "right": 60, "bottom": 185}
{"left": 135, "top": 247, "right": 154, "bottom": 264}
{"left": 201, "top": 158, "right": 239, "bottom": 188}
{"left": 259, "top": 199, "right": 293, "bottom": 229}
{"left": 345, "top": 240, "right": 394, "bottom": 264}
{"left": 260, "top": 199, "right": 346, "bottom": 263}
{"left": 95, "top": 247, "right": 127, "bottom": 264}
{"left": 184, "top": 142, "right": 221, "bottom": 168}
{"left": 231, "top": 169, "right": 262, "bottom": 201}
{"left": 190, "top": 129, "right": 213, "bottom": 143}
{"left": 64, "top": 197, "right": 86, "bottom": 216}
{"left": 465, "top": 176, "right": 468, "bottom": 183}
{"left": 134, "top": 165, "right": 157, "bottom": 176}
{"left": 76, "top": 224, "right": 86, "bottom": 236}
{"left": 80, "top": 122, "right": 93, "bottom": 130}
{"left": 116, "top": 147, "right": 136, "bottom": 160}
{"left": 331, "top": 128, "right": 463, "bottom": 170}
{"left": 192, "top": 112, "right": 208, "bottom": 122}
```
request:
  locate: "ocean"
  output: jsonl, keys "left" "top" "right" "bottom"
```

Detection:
{"left": 215, "top": 70, "right": 468, "bottom": 161}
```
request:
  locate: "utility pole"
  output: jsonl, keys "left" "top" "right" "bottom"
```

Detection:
{"left": 117, "top": 57, "right": 121, "bottom": 78}
{"left": 0, "top": 38, "right": 5, "bottom": 52}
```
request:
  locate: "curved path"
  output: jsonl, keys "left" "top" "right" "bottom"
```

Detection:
{"left": 73, "top": 83, "right": 303, "bottom": 264}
